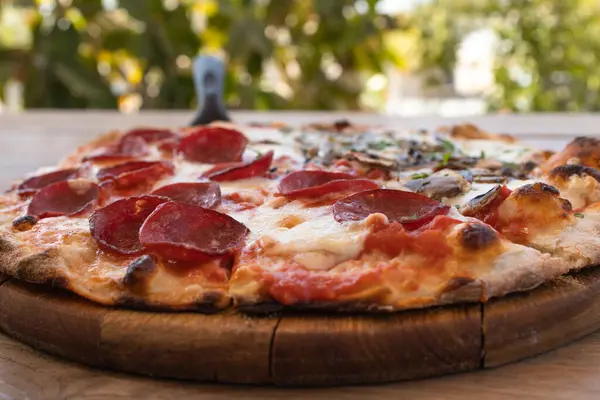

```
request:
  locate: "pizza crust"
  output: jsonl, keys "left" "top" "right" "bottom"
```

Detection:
{"left": 478, "top": 245, "right": 569, "bottom": 300}
{"left": 0, "top": 230, "right": 230, "bottom": 311}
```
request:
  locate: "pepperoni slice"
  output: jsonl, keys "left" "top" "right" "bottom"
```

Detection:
{"left": 97, "top": 161, "right": 175, "bottom": 190}
{"left": 122, "top": 127, "right": 178, "bottom": 143}
{"left": 17, "top": 168, "right": 79, "bottom": 198}
{"left": 151, "top": 182, "right": 221, "bottom": 208}
{"left": 27, "top": 179, "right": 99, "bottom": 219}
{"left": 83, "top": 135, "right": 149, "bottom": 162}
{"left": 178, "top": 126, "right": 249, "bottom": 163}
{"left": 278, "top": 170, "right": 378, "bottom": 198}
{"left": 333, "top": 189, "right": 451, "bottom": 230}
{"left": 89, "top": 195, "right": 169, "bottom": 255}
{"left": 139, "top": 201, "right": 249, "bottom": 262}
{"left": 203, "top": 151, "right": 274, "bottom": 182}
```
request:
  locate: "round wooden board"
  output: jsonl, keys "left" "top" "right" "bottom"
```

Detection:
{"left": 0, "top": 267, "right": 600, "bottom": 387}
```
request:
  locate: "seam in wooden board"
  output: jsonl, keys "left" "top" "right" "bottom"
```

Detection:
{"left": 268, "top": 315, "right": 282, "bottom": 382}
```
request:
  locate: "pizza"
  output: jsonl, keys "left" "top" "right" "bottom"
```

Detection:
{"left": 0, "top": 120, "right": 598, "bottom": 313}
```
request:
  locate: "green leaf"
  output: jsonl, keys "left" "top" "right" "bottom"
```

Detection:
{"left": 441, "top": 152, "right": 451, "bottom": 166}
{"left": 369, "top": 140, "right": 393, "bottom": 150}
{"left": 411, "top": 172, "right": 430, "bottom": 179}
{"left": 438, "top": 138, "right": 455, "bottom": 153}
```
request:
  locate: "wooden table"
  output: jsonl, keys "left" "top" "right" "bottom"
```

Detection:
{"left": 1, "top": 111, "right": 600, "bottom": 399}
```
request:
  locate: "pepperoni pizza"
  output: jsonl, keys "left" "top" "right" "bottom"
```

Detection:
{"left": 0, "top": 121, "right": 598, "bottom": 312}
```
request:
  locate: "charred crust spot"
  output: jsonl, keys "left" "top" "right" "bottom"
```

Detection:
{"left": 522, "top": 160, "right": 538, "bottom": 173}
{"left": 198, "top": 291, "right": 222, "bottom": 305}
{"left": 194, "top": 292, "right": 229, "bottom": 313}
{"left": 459, "top": 223, "right": 499, "bottom": 250}
{"left": 441, "top": 276, "right": 476, "bottom": 294}
{"left": 115, "top": 296, "right": 149, "bottom": 309}
{"left": 12, "top": 215, "right": 38, "bottom": 232}
{"left": 514, "top": 182, "right": 560, "bottom": 198}
{"left": 122, "top": 255, "right": 158, "bottom": 294}
{"left": 15, "top": 249, "right": 60, "bottom": 284}
{"left": 560, "top": 198, "right": 573, "bottom": 213}
{"left": 548, "top": 164, "right": 600, "bottom": 183}
{"left": 512, "top": 183, "right": 572, "bottom": 214}
{"left": 116, "top": 292, "right": 227, "bottom": 313}
{"left": 333, "top": 119, "right": 352, "bottom": 131}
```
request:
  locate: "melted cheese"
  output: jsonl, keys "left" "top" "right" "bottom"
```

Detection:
{"left": 547, "top": 174, "right": 600, "bottom": 210}
{"left": 453, "top": 139, "right": 533, "bottom": 163}
{"left": 218, "top": 177, "right": 274, "bottom": 195}
{"left": 229, "top": 201, "right": 367, "bottom": 269}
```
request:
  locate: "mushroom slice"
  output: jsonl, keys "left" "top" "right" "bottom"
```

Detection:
{"left": 403, "top": 169, "right": 471, "bottom": 201}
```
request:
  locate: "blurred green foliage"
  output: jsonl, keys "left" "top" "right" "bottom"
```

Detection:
{"left": 4, "top": 0, "right": 599, "bottom": 113}
{"left": 0, "top": 0, "right": 397, "bottom": 111}
{"left": 411, "top": 0, "right": 600, "bottom": 112}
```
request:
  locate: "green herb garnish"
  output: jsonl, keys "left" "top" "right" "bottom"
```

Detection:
{"left": 480, "top": 150, "right": 486, "bottom": 159}
{"left": 441, "top": 152, "right": 452, "bottom": 166}
{"left": 574, "top": 213, "right": 585, "bottom": 218}
{"left": 369, "top": 140, "right": 394, "bottom": 150}
{"left": 439, "top": 138, "right": 455, "bottom": 152}
{"left": 410, "top": 172, "right": 430, "bottom": 180}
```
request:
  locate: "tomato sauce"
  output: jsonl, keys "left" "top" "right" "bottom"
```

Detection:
{"left": 264, "top": 265, "right": 382, "bottom": 305}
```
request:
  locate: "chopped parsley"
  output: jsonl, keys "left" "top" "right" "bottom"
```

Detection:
{"left": 441, "top": 152, "right": 452, "bottom": 166}
{"left": 574, "top": 213, "right": 585, "bottom": 218}
{"left": 369, "top": 140, "right": 394, "bottom": 150}
{"left": 410, "top": 172, "right": 430, "bottom": 180}
{"left": 438, "top": 138, "right": 455, "bottom": 153}
{"left": 480, "top": 150, "right": 486, "bottom": 159}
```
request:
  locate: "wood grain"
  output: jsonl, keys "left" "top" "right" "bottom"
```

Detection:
{"left": 484, "top": 267, "right": 600, "bottom": 367}
{"left": 100, "top": 310, "right": 279, "bottom": 384}
{"left": 0, "top": 279, "right": 107, "bottom": 367}
{"left": 3, "top": 257, "right": 600, "bottom": 387}
{"left": 271, "top": 306, "right": 481, "bottom": 386}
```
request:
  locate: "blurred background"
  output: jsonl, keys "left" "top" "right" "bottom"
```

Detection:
{"left": 0, "top": 0, "right": 599, "bottom": 116}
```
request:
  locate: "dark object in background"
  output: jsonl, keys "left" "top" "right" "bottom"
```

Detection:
{"left": 190, "top": 55, "right": 231, "bottom": 126}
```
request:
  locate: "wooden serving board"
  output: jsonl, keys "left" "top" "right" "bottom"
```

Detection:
{"left": 0, "top": 267, "right": 600, "bottom": 387}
